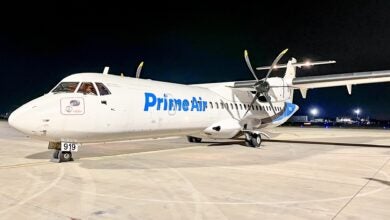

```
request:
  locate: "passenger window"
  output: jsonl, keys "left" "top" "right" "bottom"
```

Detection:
{"left": 77, "top": 82, "right": 97, "bottom": 96}
{"left": 221, "top": 102, "right": 224, "bottom": 109}
{"left": 52, "top": 82, "right": 79, "bottom": 93}
{"left": 209, "top": 102, "right": 213, "bottom": 109}
{"left": 240, "top": 104, "right": 242, "bottom": 110}
{"left": 235, "top": 104, "right": 238, "bottom": 110}
{"left": 215, "top": 102, "right": 219, "bottom": 109}
{"left": 96, "top": 82, "right": 111, "bottom": 96}
{"left": 230, "top": 103, "right": 233, "bottom": 109}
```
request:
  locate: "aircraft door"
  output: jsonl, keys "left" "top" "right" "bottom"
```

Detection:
{"left": 95, "top": 82, "right": 129, "bottom": 133}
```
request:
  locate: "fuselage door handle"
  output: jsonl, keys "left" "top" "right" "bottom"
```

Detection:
{"left": 101, "top": 100, "right": 107, "bottom": 105}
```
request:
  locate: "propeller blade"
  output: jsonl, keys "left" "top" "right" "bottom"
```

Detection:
{"left": 244, "top": 50, "right": 259, "bottom": 81}
{"left": 243, "top": 92, "right": 260, "bottom": 118}
{"left": 264, "top": 48, "right": 288, "bottom": 80}
{"left": 264, "top": 93, "right": 277, "bottom": 115}
{"left": 136, "top": 61, "right": 144, "bottom": 79}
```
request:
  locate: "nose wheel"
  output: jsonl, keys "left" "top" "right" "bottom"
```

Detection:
{"left": 244, "top": 132, "right": 262, "bottom": 148}
{"left": 49, "top": 142, "right": 74, "bottom": 163}
{"left": 52, "top": 149, "right": 73, "bottom": 162}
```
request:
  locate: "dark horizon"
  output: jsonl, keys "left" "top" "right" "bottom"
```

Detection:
{"left": 1, "top": 2, "right": 390, "bottom": 119}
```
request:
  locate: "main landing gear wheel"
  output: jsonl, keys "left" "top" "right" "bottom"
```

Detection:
{"left": 187, "top": 136, "right": 202, "bottom": 143}
{"left": 244, "top": 132, "right": 262, "bottom": 148}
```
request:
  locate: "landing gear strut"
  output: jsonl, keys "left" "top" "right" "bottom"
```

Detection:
{"left": 244, "top": 132, "right": 262, "bottom": 148}
{"left": 49, "top": 142, "right": 74, "bottom": 163}
{"left": 187, "top": 136, "right": 202, "bottom": 143}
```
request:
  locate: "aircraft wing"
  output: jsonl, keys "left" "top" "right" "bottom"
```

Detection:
{"left": 292, "top": 70, "right": 390, "bottom": 89}
{"left": 292, "top": 70, "right": 390, "bottom": 98}
{"left": 232, "top": 70, "right": 390, "bottom": 97}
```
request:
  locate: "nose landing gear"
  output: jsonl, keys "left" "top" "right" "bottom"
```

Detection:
{"left": 52, "top": 149, "right": 73, "bottom": 162}
{"left": 48, "top": 142, "right": 74, "bottom": 163}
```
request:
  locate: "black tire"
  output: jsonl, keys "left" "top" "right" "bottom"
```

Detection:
{"left": 187, "top": 136, "right": 202, "bottom": 143}
{"left": 59, "top": 151, "right": 72, "bottom": 162}
{"left": 193, "top": 137, "right": 202, "bottom": 143}
{"left": 52, "top": 150, "right": 60, "bottom": 159}
{"left": 251, "top": 134, "right": 262, "bottom": 148}
{"left": 187, "top": 136, "right": 194, "bottom": 143}
{"left": 245, "top": 139, "right": 254, "bottom": 147}
{"left": 244, "top": 133, "right": 254, "bottom": 147}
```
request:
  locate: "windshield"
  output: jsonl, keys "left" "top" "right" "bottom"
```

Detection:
{"left": 52, "top": 82, "right": 79, "bottom": 93}
{"left": 77, "top": 82, "right": 98, "bottom": 95}
{"left": 95, "top": 82, "right": 111, "bottom": 96}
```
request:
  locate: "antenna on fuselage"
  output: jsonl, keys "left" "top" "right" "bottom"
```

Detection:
{"left": 136, "top": 61, "right": 144, "bottom": 79}
{"left": 103, "top": 66, "right": 110, "bottom": 75}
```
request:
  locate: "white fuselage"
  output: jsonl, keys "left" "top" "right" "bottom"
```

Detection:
{"left": 8, "top": 73, "right": 298, "bottom": 143}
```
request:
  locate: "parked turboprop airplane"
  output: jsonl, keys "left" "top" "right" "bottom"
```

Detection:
{"left": 8, "top": 49, "right": 390, "bottom": 162}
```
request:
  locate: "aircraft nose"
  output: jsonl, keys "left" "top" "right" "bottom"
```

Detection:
{"left": 8, "top": 105, "right": 40, "bottom": 134}
{"left": 7, "top": 111, "right": 16, "bottom": 127}
{"left": 8, "top": 95, "right": 58, "bottom": 137}
{"left": 8, "top": 109, "right": 24, "bottom": 132}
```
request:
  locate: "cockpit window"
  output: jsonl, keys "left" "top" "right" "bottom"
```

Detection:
{"left": 52, "top": 82, "right": 79, "bottom": 93}
{"left": 95, "top": 82, "right": 111, "bottom": 96}
{"left": 77, "top": 82, "right": 97, "bottom": 95}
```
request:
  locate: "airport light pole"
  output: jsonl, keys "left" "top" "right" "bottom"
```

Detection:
{"left": 354, "top": 108, "right": 361, "bottom": 125}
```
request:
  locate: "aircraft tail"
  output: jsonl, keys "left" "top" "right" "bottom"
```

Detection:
{"left": 284, "top": 58, "right": 297, "bottom": 102}
{"left": 284, "top": 58, "right": 297, "bottom": 80}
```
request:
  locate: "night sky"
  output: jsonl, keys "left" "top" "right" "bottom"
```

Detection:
{"left": 2, "top": 2, "right": 390, "bottom": 119}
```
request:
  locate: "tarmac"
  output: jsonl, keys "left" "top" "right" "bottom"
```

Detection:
{"left": 0, "top": 121, "right": 390, "bottom": 219}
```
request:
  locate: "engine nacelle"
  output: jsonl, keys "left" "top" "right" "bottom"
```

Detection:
{"left": 203, "top": 119, "right": 241, "bottom": 139}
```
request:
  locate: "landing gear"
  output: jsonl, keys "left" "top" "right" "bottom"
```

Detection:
{"left": 244, "top": 132, "right": 262, "bottom": 148}
{"left": 53, "top": 149, "right": 60, "bottom": 159}
{"left": 49, "top": 142, "right": 74, "bottom": 163}
{"left": 58, "top": 151, "right": 73, "bottom": 162}
{"left": 187, "top": 136, "right": 202, "bottom": 143}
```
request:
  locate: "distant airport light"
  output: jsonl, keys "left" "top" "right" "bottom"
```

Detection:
{"left": 354, "top": 108, "right": 361, "bottom": 118}
{"left": 354, "top": 108, "right": 361, "bottom": 115}
{"left": 304, "top": 61, "right": 312, "bottom": 67}
{"left": 310, "top": 108, "right": 319, "bottom": 116}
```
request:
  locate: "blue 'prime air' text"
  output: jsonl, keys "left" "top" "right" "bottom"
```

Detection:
{"left": 144, "top": 92, "right": 207, "bottom": 112}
